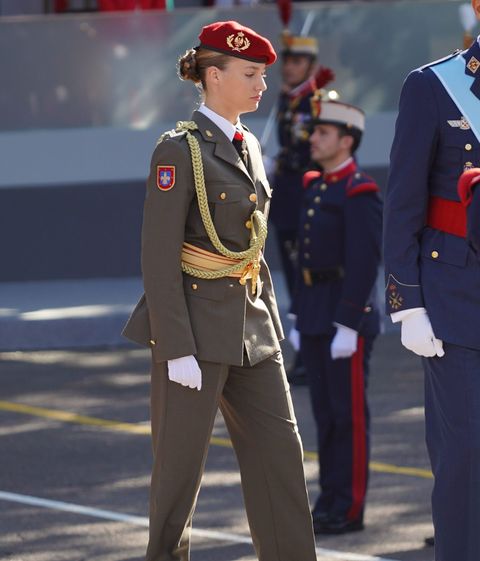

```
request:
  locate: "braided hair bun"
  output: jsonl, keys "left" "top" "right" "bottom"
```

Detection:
{"left": 178, "top": 49, "right": 201, "bottom": 83}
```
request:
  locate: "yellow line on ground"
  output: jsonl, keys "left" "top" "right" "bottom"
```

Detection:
{"left": 369, "top": 461, "right": 432, "bottom": 479}
{"left": 0, "top": 400, "right": 150, "bottom": 435}
{"left": 0, "top": 400, "right": 433, "bottom": 479}
{"left": 303, "top": 451, "right": 432, "bottom": 478}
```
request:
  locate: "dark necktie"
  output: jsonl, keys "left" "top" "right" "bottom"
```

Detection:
{"left": 232, "top": 130, "right": 249, "bottom": 166}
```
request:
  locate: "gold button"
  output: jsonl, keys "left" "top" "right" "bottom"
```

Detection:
{"left": 249, "top": 193, "right": 257, "bottom": 203}
{"left": 304, "top": 223, "right": 311, "bottom": 230}
{"left": 205, "top": 130, "right": 213, "bottom": 137}
{"left": 364, "top": 306, "right": 372, "bottom": 313}
{"left": 314, "top": 196, "right": 321, "bottom": 204}
{"left": 307, "top": 209, "right": 315, "bottom": 217}
{"left": 465, "top": 143, "right": 472, "bottom": 151}
{"left": 355, "top": 173, "right": 362, "bottom": 179}
{"left": 331, "top": 175, "right": 338, "bottom": 182}
{"left": 219, "top": 192, "right": 227, "bottom": 200}
{"left": 239, "top": 277, "right": 247, "bottom": 286}
{"left": 304, "top": 253, "right": 310, "bottom": 259}
{"left": 320, "top": 183, "right": 328, "bottom": 191}
{"left": 304, "top": 238, "right": 310, "bottom": 245}
{"left": 192, "top": 283, "right": 198, "bottom": 290}
{"left": 431, "top": 251, "right": 439, "bottom": 259}
{"left": 245, "top": 220, "right": 252, "bottom": 229}
{"left": 149, "top": 339, "right": 156, "bottom": 346}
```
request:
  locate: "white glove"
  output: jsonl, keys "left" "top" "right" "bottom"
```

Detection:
{"left": 401, "top": 309, "right": 445, "bottom": 358}
{"left": 167, "top": 355, "right": 202, "bottom": 391}
{"left": 288, "top": 327, "right": 300, "bottom": 352}
{"left": 330, "top": 324, "right": 358, "bottom": 360}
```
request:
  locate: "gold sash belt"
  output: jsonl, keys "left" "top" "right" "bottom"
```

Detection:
{"left": 181, "top": 242, "right": 253, "bottom": 280}
{"left": 182, "top": 242, "right": 252, "bottom": 279}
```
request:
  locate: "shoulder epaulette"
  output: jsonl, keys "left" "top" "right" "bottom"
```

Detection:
{"left": 346, "top": 171, "right": 379, "bottom": 198}
{"left": 156, "top": 128, "right": 188, "bottom": 146}
{"left": 303, "top": 170, "right": 322, "bottom": 189}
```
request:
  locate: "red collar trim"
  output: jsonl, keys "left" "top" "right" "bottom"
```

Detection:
{"left": 324, "top": 160, "right": 357, "bottom": 183}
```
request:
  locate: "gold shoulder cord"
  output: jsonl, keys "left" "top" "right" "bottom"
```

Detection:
{"left": 174, "top": 120, "right": 267, "bottom": 291}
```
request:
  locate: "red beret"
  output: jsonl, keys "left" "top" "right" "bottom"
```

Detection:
{"left": 198, "top": 20, "right": 277, "bottom": 66}
{"left": 457, "top": 168, "right": 480, "bottom": 207}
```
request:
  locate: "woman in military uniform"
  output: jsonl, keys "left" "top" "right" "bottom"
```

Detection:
{"left": 123, "top": 20, "right": 317, "bottom": 561}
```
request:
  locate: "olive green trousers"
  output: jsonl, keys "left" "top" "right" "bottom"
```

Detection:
{"left": 146, "top": 350, "right": 317, "bottom": 561}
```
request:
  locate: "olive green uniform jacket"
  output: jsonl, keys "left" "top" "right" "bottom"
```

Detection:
{"left": 123, "top": 111, "right": 284, "bottom": 366}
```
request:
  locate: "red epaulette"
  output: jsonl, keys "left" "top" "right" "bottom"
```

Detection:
{"left": 346, "top": 171, "right": 379, "bottom": 198}
{"left": 303, "top": 170, "right": 322, "bottom": 190}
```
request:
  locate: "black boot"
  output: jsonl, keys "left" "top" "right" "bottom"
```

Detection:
{"left": 315, "top": 514, "right": 364, "bottom": 535}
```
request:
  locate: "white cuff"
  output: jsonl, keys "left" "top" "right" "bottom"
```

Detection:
{"left": 391, "top": 307, "right": 426, "bottom": 324}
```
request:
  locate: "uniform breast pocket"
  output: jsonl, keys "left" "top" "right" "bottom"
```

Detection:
{"left": 435, "top": 133, "right": 464, "bottom": 170}
{"left": 206, "top": 182, "right": 249, "bottom": 236}
{"left": 183, "top": 276, "right": 227, "bottom": 301}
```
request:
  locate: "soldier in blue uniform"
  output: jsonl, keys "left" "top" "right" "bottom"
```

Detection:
{"left": 384, "top": 2, "right": 480, "bottom": 558}
{"left": 270, "top": 33, "right": 334, "bottom": 383}
{"left": 269, "top": 33, "right": 322, "bottom": 296}
{"left": 290, "top": 97, "right": 382, "bottom": 534}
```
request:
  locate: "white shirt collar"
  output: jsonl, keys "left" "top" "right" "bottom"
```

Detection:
{"left": 326, "top": 157, "right": 354, "bottom": 174}
{"left": 197, "top": 104, "right": 241, "bottom": 142}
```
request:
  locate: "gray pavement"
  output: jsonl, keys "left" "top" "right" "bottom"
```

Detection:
{"left": 0, "top": 333, "right": 434, "bottom": 561}
{"left": 0, "top": 277, "right": 143, "bottom": 351}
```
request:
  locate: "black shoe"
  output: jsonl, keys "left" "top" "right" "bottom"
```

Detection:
{"left": 315, "top": 514, "right": 364, "bottom": 535}
{"left": 424, "top": 536, "right": 434, "bottom": 547}
{"left": 312, "top": 509, "right": 330, "bottom": 522}
{"left": 312, "top": 510, "right": 330, "bottom": 522}
{"left": 312, "top": 511, "right": 330, "bottom": 534}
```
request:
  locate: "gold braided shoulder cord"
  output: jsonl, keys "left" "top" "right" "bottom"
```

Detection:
{"left": 175, "top": 121, "right": 267, "bottom": 285}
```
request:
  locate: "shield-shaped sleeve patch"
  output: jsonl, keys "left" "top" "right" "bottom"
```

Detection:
{"left": 156, "top": 166, "right": 176, "bottom": 191}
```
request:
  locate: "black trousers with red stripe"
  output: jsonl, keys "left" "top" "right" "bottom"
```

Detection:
{"left": 300, "top": 333, "right": 374, "bottom": 520}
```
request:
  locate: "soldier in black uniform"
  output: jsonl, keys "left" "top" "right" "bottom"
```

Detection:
{"left": 291, "top": 96, "right": 382, "bottom": 534}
